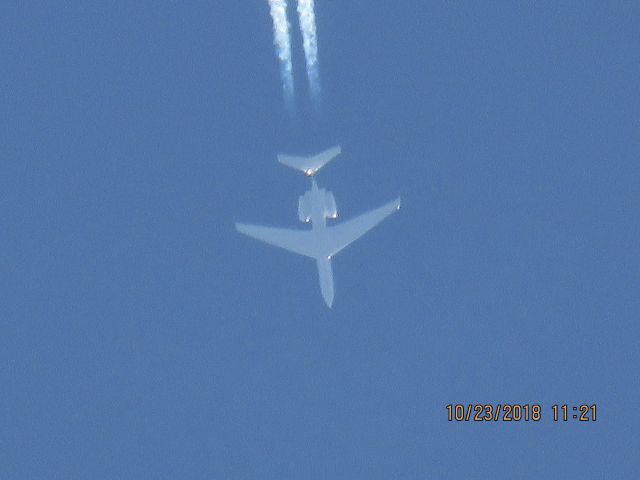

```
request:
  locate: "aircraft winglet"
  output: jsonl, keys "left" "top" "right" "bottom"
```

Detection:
{"left": 278, "top": 145, "right": 341, "bottom": 176}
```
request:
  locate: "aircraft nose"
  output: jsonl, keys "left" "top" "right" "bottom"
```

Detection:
{"left": 323, "top": 293, "right": 334, "bottom": 308}
{"left": 317, "top": 258, "right": 334, "bottom": 308}
{"left": 322, "top": 280, "right": 334, "bottom": 307}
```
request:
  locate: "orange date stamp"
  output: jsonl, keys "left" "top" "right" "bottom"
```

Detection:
{"left": 446, "top": 404, "right": 597, "bottom": 422}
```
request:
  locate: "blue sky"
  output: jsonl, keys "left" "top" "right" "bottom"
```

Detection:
{"left": 1, "top": 1, "right": 639, "bottom": 478}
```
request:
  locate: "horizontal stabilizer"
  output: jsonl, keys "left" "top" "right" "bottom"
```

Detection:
{"left": 278, "top": 145, "right": 341, "bottom": 176}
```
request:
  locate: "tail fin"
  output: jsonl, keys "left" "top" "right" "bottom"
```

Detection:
{"left": 278, "top": 145, "right": 341, "bottom": 176}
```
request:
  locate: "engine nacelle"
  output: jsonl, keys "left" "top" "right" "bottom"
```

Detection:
{"left": 298, "top": 189, "right": 338, "bottom": 223}
{"left": 298, "top": 191, "right": 312, "bottom": 223}
{"left": 324, "top": 191, "right": 337, "bottom": 219}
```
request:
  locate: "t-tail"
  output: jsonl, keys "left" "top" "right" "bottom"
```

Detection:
{"left": 278, "top": 145, "right": 341, "bottom": 176}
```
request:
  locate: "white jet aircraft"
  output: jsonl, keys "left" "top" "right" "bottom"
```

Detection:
{"left": 235, "top": 146, "right": 400, "bottom": 307}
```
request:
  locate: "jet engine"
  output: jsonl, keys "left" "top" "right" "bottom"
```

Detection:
{"left": 298, "top": 191, "right": 312, "bottom": 223}
{"left": 324, "top": 191, "right": 337, "bottom": 219}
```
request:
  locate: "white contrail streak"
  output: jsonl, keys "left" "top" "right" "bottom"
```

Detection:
{"left": 296, "top": 0, "right": 321, "bottom": 104}
{"left": 268, "top": 0, "right": 294, "bottom": 110}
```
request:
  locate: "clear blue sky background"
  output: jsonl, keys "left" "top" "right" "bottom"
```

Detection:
{"left": 2, "top": 1, "right": 638, "bottom": 478}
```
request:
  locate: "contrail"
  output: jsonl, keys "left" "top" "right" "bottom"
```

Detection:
{"left": 296, "top": 0, "right": 321, "bottom": 104}
{"left": 268, "top": 0, "right": 294, "bottom": 110}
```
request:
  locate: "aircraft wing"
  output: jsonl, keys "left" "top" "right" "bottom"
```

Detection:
{"left": 235, "top": 223, "right": 316, "bottom": 258}
{"left": 324, "top": 197, "right": 401, "bottom": 257}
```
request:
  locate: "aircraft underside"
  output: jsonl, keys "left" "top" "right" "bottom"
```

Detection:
{"left": 235, "top": 145, "right": 400, "bottom": 307}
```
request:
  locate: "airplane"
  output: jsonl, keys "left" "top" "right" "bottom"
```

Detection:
{"left": 235, "top": 145, "right": 400, "bottom": 307}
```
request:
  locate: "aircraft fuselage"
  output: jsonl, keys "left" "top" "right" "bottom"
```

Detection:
{"left": 305, "top": 178, "right": 334, "bottom": 306}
